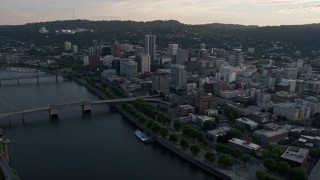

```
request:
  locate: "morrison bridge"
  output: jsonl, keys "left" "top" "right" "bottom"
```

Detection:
{"left": 0, "top": 72, "right": 169, "bottom": 120}
{"left": 0, "top": 95, "right": 167, "bottom": 119}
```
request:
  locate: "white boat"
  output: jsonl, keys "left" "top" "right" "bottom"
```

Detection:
{"left": 134, "top": 129, "right": 153, "bottom": 143}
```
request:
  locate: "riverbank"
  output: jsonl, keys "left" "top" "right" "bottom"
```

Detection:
{"left": 70, "top": 75, "right": 232, "bottom": 180}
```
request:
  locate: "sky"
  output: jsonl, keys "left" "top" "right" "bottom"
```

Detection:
{"left": 0, "top": 0, "right": 320, "bottom": 26}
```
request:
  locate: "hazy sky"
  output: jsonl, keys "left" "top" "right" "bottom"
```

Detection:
{"left": 1, "top": 0, "right": 320, "bottom": 26}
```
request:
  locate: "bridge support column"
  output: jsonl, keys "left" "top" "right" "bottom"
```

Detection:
{"left": 109, "top": 104, "right": 116, "bottom": 112}
{"left": 49, "top": 106, "right": 59, "bottom": 119}
{"left": 36, "top": 71, "right": 39, "bottom": 84}
{"left": 82, "top": 103, "right": 92, "bottom": 114}
{"left": 0, "top": 80, "right": 1, "bottom": 86}
{"left": 17, "top": 78, "right": 20, "bottom": 85}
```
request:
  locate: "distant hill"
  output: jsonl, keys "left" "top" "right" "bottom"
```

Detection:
{"left": 0, "top": 19, "right": 320, "bottom": 52}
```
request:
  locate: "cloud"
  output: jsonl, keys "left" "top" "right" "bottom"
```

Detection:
{"left": 276, "top": 6, "right": 320, "bottom": 14}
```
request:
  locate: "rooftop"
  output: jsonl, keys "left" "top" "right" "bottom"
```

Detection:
{"left": 275, "top": 102, "right": 309, "bottom": 111}
{"left": 254, "top": 127, "right": 289, "bottom": 138}
{"left": 179, "top": 105, "right": 194, "bottom": 109}
{"left": 229, "top": 138, "right": 261, "bottom": 151}
{"left": 236, "top": 117, "right": 258, "bottom": 126}
{"left": 207, "top": 126, "right": 230, "bottom": 136}
{"left": 281, "top": 146, "right": 309, "bottom": 164}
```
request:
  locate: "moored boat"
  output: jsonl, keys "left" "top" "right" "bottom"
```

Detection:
{"left": 134, "top": 129, "right": 153, "bottom": 143}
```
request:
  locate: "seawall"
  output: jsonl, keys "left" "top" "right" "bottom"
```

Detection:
{"left": 70, "top": 76, "right": 231, "bottom": 180}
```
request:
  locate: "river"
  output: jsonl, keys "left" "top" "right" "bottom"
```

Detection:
{"left": 0, "top": 71, "right": 216, "bottom": 180}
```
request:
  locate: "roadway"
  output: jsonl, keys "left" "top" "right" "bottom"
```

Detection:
{"left": 0, "top": 73, "right": 54, "bottom": 81}
{"left": 0, "top": 95, "right": 166, "bottom": 119}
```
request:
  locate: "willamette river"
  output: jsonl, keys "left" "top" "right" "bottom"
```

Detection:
{"left": 0, "top": 71, "right": 216, "bottom": 180}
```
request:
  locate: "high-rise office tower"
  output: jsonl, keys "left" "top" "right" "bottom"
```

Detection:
{"left": 176, "top": 49, "right": 189, "bottom": 65}
{"left": 170, "top": 64, "right": 187, "bottom": 90}
{"left": 228, "top": 49, "right": 243, "bottom": 67}
{"left": 120, "top": 58, "right": 137, "bottom": 79}
{"left": 168, "top": 44, "right": 179, "bottom": 58}
{"left": 144, "top": 35, "right": 156, "bottom": 61}
{"left": 137, "top": 53, "right": 151, "bottom": 73}
{"left": 152, "top": 69, "right": 170, "bottom": 93}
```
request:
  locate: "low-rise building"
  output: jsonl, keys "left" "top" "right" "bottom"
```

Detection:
{"left": 295, "top": 96, "right": 320, "bottom": 116}
{"left": 220, "top": 90, "right": 240, "bottom": 99}
{"left": 179, "top": 105, "right": 195, "bottom": 117}
{"left": 101, "top": 69, "right": 117, "bottom": 82}
{"left": 195, "top": 115, "right": 214, "bottom": 127}
{"left": 228, "top": 138, "right": 261, "bottom": 154}
{"left": 207, "top": 126, "right": 230, "bottom": 143}
{"left": 281, "top": 146, "right": 309, "bottom": 167}
{"left": 253, "top": 123, "right": 289, "bottom": 145}
{"left": 187, "top": 92, "right": 217, "bottom": 113}
{"left": 204, "top": 109, "right": 218, "bottom": 116}
{"left": 273, "top": 102, "right": 310, "bottom": 121}
{"left": 249, "top": 112, "right": 270, "bottom": 123}
{"left": 272, "top": 91, "right": 297, "bottom": 103}
{"left": 235, "top": 117, "right": 258, "bottom": 130}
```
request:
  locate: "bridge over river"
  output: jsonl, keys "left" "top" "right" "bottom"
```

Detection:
{"left": 0, "top": 95, "right": 168, "bottom": 119}
{"left": 0, "top": 73, "right": 59, "bottom": 86}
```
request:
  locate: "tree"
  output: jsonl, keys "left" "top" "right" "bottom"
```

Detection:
{"left": 277, "top": 161, "right": 291, "bottom": 175}
{"left": 203, "top": 120, "right": 216, "bottom": 131}
{"left": 288, "top": 131, "right": 300, "bottom": 140}
{"left": 289, "top": 167, "right": 307, "bottom": 180}
{"left": 189, "top": 144, "right": 201, "bottom": 155}
{"left": 151, "top": 122, "right": 161, "bottom": 133}
{"left": 195, "top": 131, "right": 205, "bottom": 142}
{"left": 169, "top": 133, "right": 179, "bottom": 143}
{"left": 256, "top": 171, "right": 279, "bottom": 180}
{"left": 159, "top": 127, "right": 169, "bottom": 138}
{"left": 173, "top": 120, "right": 182, "bottom": 130}
{"left": 179, "top": 139, "right": 189, "bottom": 150}
{"left": 205, "top": 152, "right": 215, "bottom": 162}
{"left": 226, "top": 128, "right": 242, "bottom": 138}
{"left": 241, "top": 154, "right": 250, "bottom": 163}
{"left": 218, "top": 154, "right": 234, "bottom": 167}
{"left": 264, "top": 158, "right": 277, "bottom": 171}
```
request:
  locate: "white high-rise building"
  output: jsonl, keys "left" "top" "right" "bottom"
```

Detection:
{"left": 176, "top": 49, "right": 189, "bottom": 65}
{"left": 64, "top": 41, "right": 72, "bottom": 50}
{"left": 39, "top": 27, "right": 49, "bottom": 33}
{"left": 168, "top": 44, "right": 178, "bottom": 58}
{"left": 72, "top": 45, "right": 78, "bottom": 54}
{"left": 170, "top": 64, "right": 187, "bottom": 90}
{"left": 138, "top": 53, "right": 151, "bottom": 73}
{"left": 83, "top": 56, "right": 89, "bottom": 66}
{"left": 145, "top": 35, "right": 156, "bottom": 61}
{"left": 228, "top": 49, "right": 243, "bottom": 67}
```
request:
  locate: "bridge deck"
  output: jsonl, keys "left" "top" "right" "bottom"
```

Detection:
{"left": 0, "top": 74, "right": 55, "bottom": 81}
{"left": 0, "top": 96, "right": 164, "bottom": 118}
{"left": 0, "top": 107, "right": 49, "bottom": 118}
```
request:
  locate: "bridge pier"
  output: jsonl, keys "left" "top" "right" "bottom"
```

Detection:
{"left": 109, "top": 104, "right": 116, "bottom": 112}
{"left": 36, "top": 71, "right": 39, "bottom": 84}
{"left": 0, "top": 80, "right": 1, "bottom": 86}
{"left": 17, "top": 78, "right": 20, "bottom": 85}
{"left": 82, "top": 103, "right": 92, "bottom": 114}
{"left": 49, "top": 105, "right": 59, "bottom": 119}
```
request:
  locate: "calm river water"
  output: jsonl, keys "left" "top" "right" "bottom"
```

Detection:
{"left": 0, "top": 71, "right": 216, "bottom": 180}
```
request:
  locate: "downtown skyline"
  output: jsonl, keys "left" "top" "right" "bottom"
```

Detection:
{"left": 1, "top": 0, "right": 320, "bottom": 26}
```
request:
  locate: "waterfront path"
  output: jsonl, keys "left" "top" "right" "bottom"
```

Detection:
{"left": 0, "top": 154, "right": 19, "bottom": 180}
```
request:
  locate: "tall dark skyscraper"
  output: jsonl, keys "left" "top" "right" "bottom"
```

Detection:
{"left": 144, "top": 35, "right": 156, "bottom": 61}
